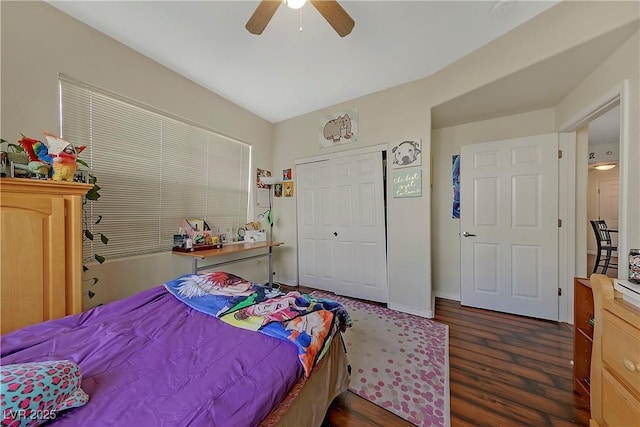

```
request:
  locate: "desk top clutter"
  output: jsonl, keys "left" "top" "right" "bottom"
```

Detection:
{"left": 172, "top": 219, "right": 268, "bottom": 253}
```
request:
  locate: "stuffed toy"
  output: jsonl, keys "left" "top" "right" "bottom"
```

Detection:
{"left": 19, "top": 131, "right": 86, "bottom": 181}
{"left": 16, "top": 135, "right": 51, "bottom": 176}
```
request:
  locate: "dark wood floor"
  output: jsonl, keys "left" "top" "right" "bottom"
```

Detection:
{"left": 319, "top": 295, "right": 590, "bottom": 427}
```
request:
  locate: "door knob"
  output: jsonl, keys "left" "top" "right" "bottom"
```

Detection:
{"left": 333, "top": 232, "right": 338, "bottom": 237}
{"left": 462, "top": 232, "right": 477, "bottom": 237}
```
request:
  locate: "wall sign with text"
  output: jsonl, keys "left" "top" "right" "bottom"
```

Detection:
{"left": 393, "top": 168, "right": 422, "bottom": 198}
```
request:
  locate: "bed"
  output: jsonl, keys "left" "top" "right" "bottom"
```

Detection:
{"left": 1, "top": 272, "right": 351, "bottom": 426}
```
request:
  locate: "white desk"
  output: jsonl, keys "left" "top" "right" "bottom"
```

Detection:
{"left": 173, "top": 241, "right": 284, "bottom": 287}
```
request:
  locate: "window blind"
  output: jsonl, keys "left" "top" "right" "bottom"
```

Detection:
{"left": 59, "top": 76, "right": 251, "bottom": 260}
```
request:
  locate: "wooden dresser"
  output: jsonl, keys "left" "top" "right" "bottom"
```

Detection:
{"left": 0, "top": 178, "right": 92, "bottom": 334}
{"left": 590, "top": 274, "right": 640, "bottom": 426}
{"left": 574, "top": 277, "right": 594, "bottom": 405}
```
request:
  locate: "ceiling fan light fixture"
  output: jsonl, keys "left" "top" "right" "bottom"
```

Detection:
{"left": 283, "top": 0, "right": 307, "bottom": 10}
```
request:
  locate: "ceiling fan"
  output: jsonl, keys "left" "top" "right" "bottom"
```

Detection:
{"left": 246, "top": 0, "right": 355, "bottom": 37}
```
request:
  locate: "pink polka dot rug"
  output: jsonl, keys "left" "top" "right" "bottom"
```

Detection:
{"left": 312, "top": 291, "right": 450, "bottom": 427}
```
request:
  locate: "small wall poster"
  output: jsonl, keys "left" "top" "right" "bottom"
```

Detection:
{"left": 391, "top": 139, "right": 422, "bottom": 169}
{"left": 318, "top": 109, "right": 358, "bottom": 147}
{"left": 274, "top": 183, "right": 283, "bottom": 197}
{"left": 452, "top": 154, "right": 460, "bottom": 219}
{"left": 257, "top": 168, "right": 272, "bottom": 188}
{"left": 283, "top": 168, "right": 292, "bottom": 181}
{"left": 393, "top": 168, "right": 422, "bottom": 198}
{"left": 283, "top": 181, "right": 294, "bottom": 197}
{"left": 256, "top": 168, "right": 272, "bottom": 208}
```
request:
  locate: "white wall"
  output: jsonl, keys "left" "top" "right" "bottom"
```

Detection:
{"left": 272, "top": 1, "right": 639, "bottom": 316}
{"left": 1, "top": 1, "right": 275, "bottom": 308}
{"left": 431, "top": 109, "right": 556, "bottom": 300}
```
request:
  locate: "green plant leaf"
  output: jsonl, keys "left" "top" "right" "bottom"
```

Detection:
{"left": 83, "top": 265, "right": 89, "bottom": 273}
{"left": 81, "top": 171, "right": 108, "bottom": 301}
{"left": 7, "top": 143, "right": 25, "bottom": 153}
{"left": 86, "top": 188, "right": 101, "bottom": 201}
{"left": 76, "top": 159, "right": 89, "bottom": 168}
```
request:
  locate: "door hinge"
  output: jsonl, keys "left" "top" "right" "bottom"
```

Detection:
{"left": 558, "top": 219, "right": 562, "bottom": 228}
{"left": 558, "top": 287, "right": 562, "bottom": 296}
{"left": 558, "top": 150, "right": 563, "bottom": 159}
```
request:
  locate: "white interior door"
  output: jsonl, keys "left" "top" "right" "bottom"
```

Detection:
{"left": 297, "top": 160, "right": 336, "bottom": 292}
{"left": 597, "top": 179, "right": 619, "bottom": 248}
{"left": 332, "top": 152, "right": 388, "bottom": 302}
{"left": 296, "top": 151, "right": 388, "bottom": 303}
{"left": 460, "top": 134, "right": 559, "bottom": 321}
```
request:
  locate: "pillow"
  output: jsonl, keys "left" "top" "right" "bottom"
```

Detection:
{"left": 176, "top": 272, "right": 254, "bottom": 298}
{"left": 1, "top": 360, "right": 89, "bottom": 426}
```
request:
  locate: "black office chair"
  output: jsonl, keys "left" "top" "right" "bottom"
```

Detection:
{"left": 590, "top": 220, "right": 618, "bottom": 274}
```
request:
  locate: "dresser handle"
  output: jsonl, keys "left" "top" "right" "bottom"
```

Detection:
{"left": 623, "top": 359, "right": 638, "bottom": 372}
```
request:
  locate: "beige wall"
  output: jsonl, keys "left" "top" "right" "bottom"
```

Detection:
{"left": 1, "top": 1, "right": 274, "bottom": 308}
{"left": 273, "top": 1, "right": 639, "bottom": 317}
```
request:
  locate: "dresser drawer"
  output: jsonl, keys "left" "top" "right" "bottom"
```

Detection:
{"left": 602, "top": 311, "right": 640, "bottom": 395}
{"left": 602, "top": 368, "right": 640, "bottom": 427}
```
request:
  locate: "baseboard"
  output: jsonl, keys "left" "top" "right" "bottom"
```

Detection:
{"left": 388, "top": 302, "right": 433, "bottom": 319}
{"left": 275, "top": 277, "right": 298, "bottom": 287}
{"left": 434, "top": 291, "right": 460, "bottom": 302}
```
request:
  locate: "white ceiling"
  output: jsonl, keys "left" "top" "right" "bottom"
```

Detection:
{"left": 589, "top": 105, "right": 620, "bottom": 147}
{"left": 47, "top": 0, "right": 560, "bottom": 124}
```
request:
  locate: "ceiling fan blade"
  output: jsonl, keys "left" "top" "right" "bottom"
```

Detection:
{"left": 246, "top": 0, "right": 282, "bottom": 35}
{"left": 310, "top": 0, "right": 355, "bottom": 37}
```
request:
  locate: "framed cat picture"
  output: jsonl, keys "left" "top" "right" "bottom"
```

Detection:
{"left": 318, "top": 109, "right": 358, "bottom": 147}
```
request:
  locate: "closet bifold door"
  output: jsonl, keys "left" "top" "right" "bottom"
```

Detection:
{"left": 297, "top": 159, "right": 335, "bottom": 292}
{"left": 296, "top": 150, "right": 388, "bottom": 303}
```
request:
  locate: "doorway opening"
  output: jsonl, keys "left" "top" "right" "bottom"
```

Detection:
{"left": 585, "top": 104, "right": 620, "bottom": 278}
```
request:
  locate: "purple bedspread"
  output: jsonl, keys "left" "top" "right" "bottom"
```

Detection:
{"left": 1, "top": 286, "right": 302, "bottom": 426}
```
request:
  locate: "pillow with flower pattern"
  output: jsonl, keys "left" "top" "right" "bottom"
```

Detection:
{"left": 1, "top": 360, "right": 89, "bottom": 426}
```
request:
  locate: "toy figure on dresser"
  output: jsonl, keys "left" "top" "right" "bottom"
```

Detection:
{"left": 12, "top": 135, "right": 50, "bottom": 178}
{"left": 18, "top": 131, "right": 86, "bottom": 181}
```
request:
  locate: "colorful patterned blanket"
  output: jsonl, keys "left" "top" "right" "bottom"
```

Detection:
{"left": 164, "top": 272, "right": 351, "bottom": 377}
